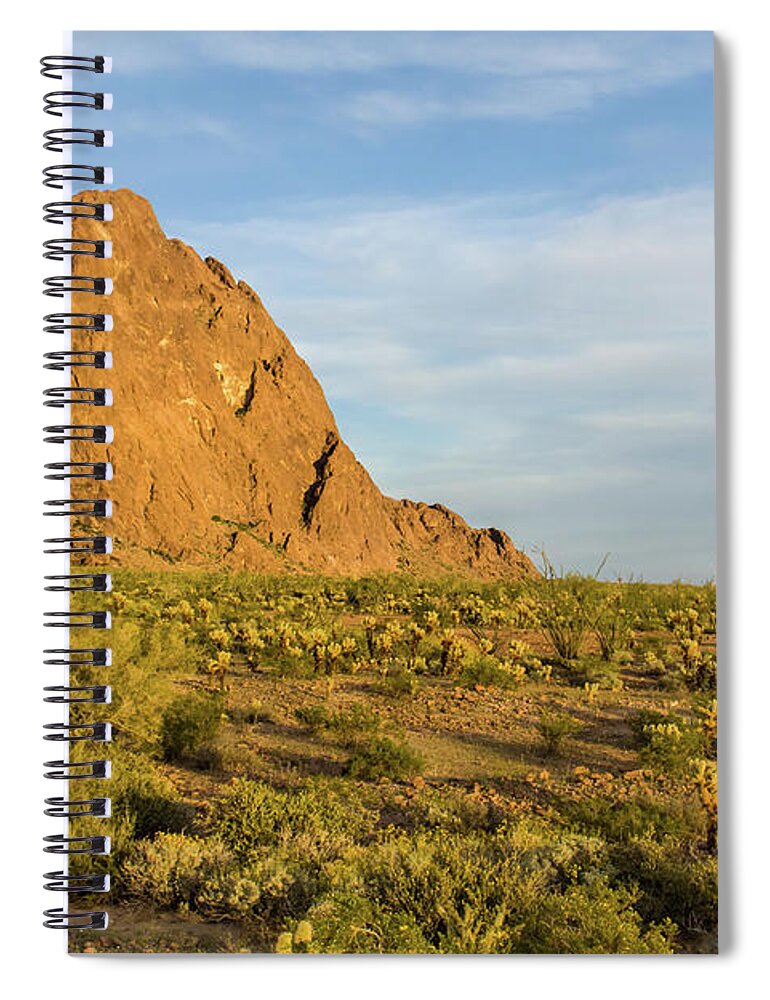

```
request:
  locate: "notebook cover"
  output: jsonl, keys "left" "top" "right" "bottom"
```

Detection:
{"left": 66, "top": 30, "right": 716, "bottom": 954}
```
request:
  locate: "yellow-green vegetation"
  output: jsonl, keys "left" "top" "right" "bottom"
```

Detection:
{"left": 68, "top": 571, "right": 717, "bottom": 954}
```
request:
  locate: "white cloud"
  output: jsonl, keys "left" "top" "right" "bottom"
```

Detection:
{"left": 171, "top": 185, "right": 715, "bottom": 580}
{"left": 81, "top": 30, "right": 712, "bottom": 125}
{"left": 121, "top": 110, "right": 241, "bottom": 142}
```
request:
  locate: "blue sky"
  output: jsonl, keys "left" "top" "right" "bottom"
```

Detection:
{"left": 76, "top": 31, "right": 715, "bottom": 581}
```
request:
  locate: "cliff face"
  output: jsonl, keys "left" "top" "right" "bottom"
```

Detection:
{"left": 70, "top": 189, "right": 537, "bottom": 580}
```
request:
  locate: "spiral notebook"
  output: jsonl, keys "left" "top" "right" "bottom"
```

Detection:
{"left": 41, "top": 31, "right": 717, "bottom": 954}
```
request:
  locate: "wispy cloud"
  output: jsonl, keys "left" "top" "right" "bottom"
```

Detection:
{"left": 172, "top": 184, "right": 715, "bottom": 579}
{"left": 85, "top": 31, "right": 712, "bottom": 126}
{"left": 121, "top": 110, "right": 242, "bottom": 143}
{"left": 75, "top": 28, "right": 714, "bottom": 579}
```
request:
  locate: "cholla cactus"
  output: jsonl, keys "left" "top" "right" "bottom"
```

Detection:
{"left": 376, "top": 631, "right": 395, "bottom": 663}
{"left": 644, "top": 722, "right": 682, "bottom": 741}
{"left": 457, "top": 594, "right": 489, "bottom": 626}
{"left": 176, "top": 599, "right": 195, "bottom": 624}
{"left": 293, "top": 921, "right": 313, "bottom": 949}
{"left": 439, "top": 630, "right": 466, "bottom": 676}
{"left": 208, "top": 650, "right": 232, "bottom": 691}
{"left": 362, "top": 616, "right": 377, "bottom": 657}
{"left": 406, "top": 622, "right": 426, "bottom": 667}
{"left": 208, "top": 627, "right": 231, "bottom": 650}
{"left": 385, "top": 621, "right": 404, "bottom": 642}
{"left": 275, "top": 931, "right": 293, "bottom": 954}
{"left": 509, "top": 596, "right": 540, "bottom": 628}
{"left": 644, "top": 650, "right": 666, "bottom": 675}
{"left": 692, "top": 758, "right": 718, "bottom": 850}
{"left": 275, "top": 621, "right": 297, "bottom": 650}
{"left": 305, "top": 629, "right": 329, "bottom": 673}
{"left": 696, "top": 698, "right": 718, "bottom": 754}
{"left": 498, "top": 660, "right": 527, "bottom": 684}
{"left": 424, "top": 610, "right": 440, "bottom": 632}
{"left": 196, "top": 597, "right": 214, "bottom": 621}
{"left": 666, "top": 607, "right": 716, "bottom": 690}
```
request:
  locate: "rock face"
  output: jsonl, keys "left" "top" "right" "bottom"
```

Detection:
{"left": 70, "top": 189, "right": 536, "bottom": 579}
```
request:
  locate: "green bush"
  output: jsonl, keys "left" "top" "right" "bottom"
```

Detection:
{"left": 230, "top": 700, "right": 276, "bottom": 725}
{"left": 160, "top": 692, "right": 222, "bottom": 762}
{"left": 460, "top": 655, "right": 517, "bottom": 689}
{"left": 122, "top": 833, "right": 231, "bottom": 909}
{"left": 328, "top": 704, "right": 381, "bottom": 743}
{"left": 531, "top": 568, "right": 597, "bottom": 664}
{"left": 195, "top": 854, "right": 298, "bottom": 922}
{"left": 111, "top": 754, "right": 194, "bottom": 840}
{"left": 569, "top": 656, "right": 620, "bottom": 689}
{"left": 563, "top": 793, "right": 702, "bottom": 844}
{"left": 515, "top": 878, "right": 675, "bottom": 954}
{"left": 538, "top": 711, "right": 582, "bottom": 756}
{"left": 294, "top": 704, "right": 331, "bottom": 732}
{"left": 380, "top": 668, "right": 420, "bottom": 698}
{"left": 611, "top": 835, "right": 718, "bottom": 940}
{"left": 305, "top": 830, "right": 674, "bottom": 954}
{"left": 211, "top": 778, "right": 375, "bottom": 860}
{"left": 347, "top": 736, "right": 423, "bottom": 781}
{"left": 630, "top": 709, "right": 705, "bottom": 775}
{"left": 592, "top": 589, "right": 633, "bottom": 662}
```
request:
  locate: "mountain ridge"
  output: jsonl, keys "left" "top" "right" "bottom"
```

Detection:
{"left": 70, "top": 188, "right": 537, "bottom": 580}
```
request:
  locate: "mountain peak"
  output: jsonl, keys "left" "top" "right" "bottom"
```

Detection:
{"left": 70, "top": 189, "right": 536, "bottom": 580}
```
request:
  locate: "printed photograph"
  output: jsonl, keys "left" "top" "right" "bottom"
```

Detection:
{"left": 67, "top": 30, "right": 716, "bottom": 953}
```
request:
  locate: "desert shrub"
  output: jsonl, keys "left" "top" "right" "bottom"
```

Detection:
{"left": 537, "top": 711, "right": 582, "bottom": 756}
{"left": 531, "top": 563, "right": 597, "bottom": 664}
{"left": 307, "top": 831, "right": 518, "bottom": 953}
{"left": 122, "top": 833, "right": 232, "bottom": 909}
{"left": 230, "top": 700, "right": 276, "bottom": 725}
{"left": 294, "top": 704, "right": 331, "bottom": 732}
{"left": 211, "top": 778, "right": 375, "bottom": 860}
{"left": 122, "top": 830, "right": 306, "bottom": 924}
{"left": 195, "top": 854, "right": 301, "bottom": 922}
{"left": 630, "top": 709, "right": 705, "bottom": 775}
{"left": 305, "top": 830, "right": 673, "bottom": 954}
{"left": 611, "top": 835, "right": 718, "bottom": 940}
{"left": 328, "top": 704, "right": 381, "bottom": 743}
{"left": 592, "top": 589, "right": 633, "bottom": 661}
{"left": 111, "top": 754, "right": 194, "bottom": 841}
{"left": 295, "top": 703, "right": 381, "bottom": 743}
{"left": 347, "top": 736, "right": 424, "bottom": 781}
{"left": 380, "top": 668, "right": 420, "bottom": 698}
{"left": 191, "top": 741, "right": 225, "bottom": 772}
{"left": 460, "top": 655, "right": 518, "bottom": 689}
{"left": 160, "top": 692, "right": 222, "bottom": 762}
{"left": 568, "top": 656, "right": 620, "bottom": 689}
{"left": 396, "top": 785, "right": 501, "bottom": 835}
{"left": 563, "top": 794, "right": 701, "bottom": 844}
{"left": 514, "top": 878, "right": 675, "bottom": 954}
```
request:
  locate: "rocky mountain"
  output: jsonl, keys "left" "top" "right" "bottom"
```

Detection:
{"left": 70, "top": 189, "right": 536, "bottom": 580}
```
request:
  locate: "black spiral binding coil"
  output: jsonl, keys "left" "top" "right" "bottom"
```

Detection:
{"left": 42, "top": 53, "right": 112, "bottom": 933}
